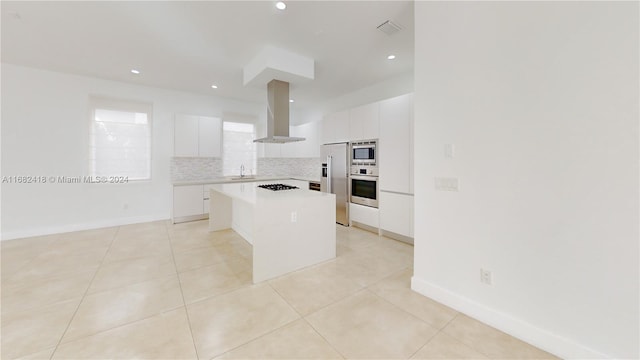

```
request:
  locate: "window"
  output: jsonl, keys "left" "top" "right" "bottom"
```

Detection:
{"left": 89, "top": 97, "right": 152, "bottom": 180}
{"left": 223, "top": 121, "right": 256, "bottom": 176}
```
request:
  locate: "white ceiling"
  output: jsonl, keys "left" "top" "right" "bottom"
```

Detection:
{"left": 1, "top": 1, "right": 414, "bottom": 112}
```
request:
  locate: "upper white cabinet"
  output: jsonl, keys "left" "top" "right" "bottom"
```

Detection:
{"left": 198, "top": 116, "right": 222, "bottom": 157}
{"left": 321, "top": 110, "right": 349, "bottom": 144}
{"left": 174, "top": 114, "right": 221, "bottom": 157}
{"left": 293, "top": 121, "right": 320, "bottom": 157}
{"left": 379, "top": 93, "right": 413, "bottom": 194}
{"left": 174, "top": 115, "right": 199, "bottom": 156}
{"left": 349, "top": 102, "right": 379, "bottom": 141}
{"left": 260, "top": 122, "right": 320, "bottom": 158}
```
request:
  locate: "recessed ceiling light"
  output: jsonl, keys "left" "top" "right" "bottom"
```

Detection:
{"left": 276, "top": 2, "right": 286, "bottom": 10}
{"left": 211, "top": 84, "right": 218, "bottom": 89}
{"left": 387, "top": 55, "right": 396, "bottom": 60}
{"left": 289, "top": 99, "right": 294, "bottom": 103}
{"left": 130, "top": 69, "right": 140, "bottom": 74}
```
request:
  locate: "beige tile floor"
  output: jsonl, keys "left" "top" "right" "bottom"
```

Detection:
{"left": 1, "top": 220, "right": 558, "bottom": 359}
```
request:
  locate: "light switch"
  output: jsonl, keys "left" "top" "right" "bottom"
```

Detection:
{"left": 435, "top": 177, "right": 459, "bottom": 192}
{"left": 444, "top": 144, "right": 455, "bottom": 158}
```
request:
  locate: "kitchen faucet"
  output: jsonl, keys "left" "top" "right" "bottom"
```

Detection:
{"left": 240, "top": 164, "right": 245, "bottom": 178}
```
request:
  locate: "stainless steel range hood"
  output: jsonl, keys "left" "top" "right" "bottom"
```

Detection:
{"left": 254, "top": 79, "right": 305, "bottom": 143}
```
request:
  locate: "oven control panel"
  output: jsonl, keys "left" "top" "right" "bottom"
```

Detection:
{"left": 351, "top": 166, "right": 378, "bottom": 176}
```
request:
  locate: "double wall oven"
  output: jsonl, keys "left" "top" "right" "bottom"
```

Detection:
{"left": 350, "top": 140, "right": 379, "bottom": 208}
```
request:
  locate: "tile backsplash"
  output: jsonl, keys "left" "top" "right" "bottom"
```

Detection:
{"left": 257, "top": 158, "right": 321, "bottom": 180}
{"left": 171, "top": 157, "right": 223, "bottom": 182}
{"left": 171, "top": 157, "right": 321, "bottom": 182}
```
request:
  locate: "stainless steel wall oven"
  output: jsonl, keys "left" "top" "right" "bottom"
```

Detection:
{"left": 349, "top": 139, "right": 379, "bottom": 208}
{"left": 350, "top": 175, "right": 378, "bottom": 208}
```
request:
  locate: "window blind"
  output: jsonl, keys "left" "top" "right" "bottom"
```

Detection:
{"left": 89, "top": 97, "right": 152, "bottom": 180}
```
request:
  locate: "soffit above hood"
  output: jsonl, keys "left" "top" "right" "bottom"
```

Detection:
{"left": 254, "top": 79, "right": 305, "bottom": 143}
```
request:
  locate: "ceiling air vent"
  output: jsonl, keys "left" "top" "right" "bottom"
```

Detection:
{"left": 377, "top": 20, "right": 402, "bottom": 36}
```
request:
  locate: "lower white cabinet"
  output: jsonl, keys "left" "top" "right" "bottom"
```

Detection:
{"left": 349, "top": 203, "right": 379, "bottom": 229}
{"left": 203, "top": 186, "right": 210, "bottom": 215}
{"left": 379, "top": 191, "right": 413, "bottom": 238}
{"left": 173, "top": 185, "right": 208, "bottom": 223}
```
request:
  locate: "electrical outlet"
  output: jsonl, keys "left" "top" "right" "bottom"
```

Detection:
{"left": 480, "top": 269, "right": 492, "bottom": 285}
{"left": 290, "top": 211, "right": 297, "bottom": 223}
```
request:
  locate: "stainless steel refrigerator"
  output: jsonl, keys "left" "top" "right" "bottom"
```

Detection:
{"left": 321, "top": 143, "right": 349, "bottom": 226}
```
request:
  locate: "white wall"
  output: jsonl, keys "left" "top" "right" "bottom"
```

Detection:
{"left": 1, "top": 64, "right": 263, "bottom": 240}
{"left": 412, "top": 2, "right": 638, "bottom": 359}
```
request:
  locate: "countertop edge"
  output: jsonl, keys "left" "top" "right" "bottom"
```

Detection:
{"left": 173, "top": 177, "right": 321, "bottom": 186}
{"left": 207, "top": 179, "right": 332, "bottom": 205}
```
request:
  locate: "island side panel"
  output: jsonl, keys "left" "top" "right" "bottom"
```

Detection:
{"left": 209, "top": 189, "right": 232, "bottom": 231}
{"left": 252, "top": 193, "right": 336, "bottom": 283}
{"left": 231, "top": 198, "right": 254, "bottom": 245}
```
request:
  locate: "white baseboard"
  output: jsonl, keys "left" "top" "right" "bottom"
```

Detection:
{"left": 350, "top": 221, "right": 379, "bottom": 235}
{"left": 1, "top": 214, "right": 169, "bottom": 241}
{"left": 379, "top": 229, "right": 414, "bottom": 245}
{"left": 410, "top": 276, "right": 610, "bottom": 359}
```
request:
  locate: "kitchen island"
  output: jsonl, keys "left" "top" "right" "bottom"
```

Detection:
{"left": 208, "top": 180, "right": 336, "bottom": 283}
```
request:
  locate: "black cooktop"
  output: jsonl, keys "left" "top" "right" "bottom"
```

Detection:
{"left": 258, "top": 184, "right": 299, "bottom": 191}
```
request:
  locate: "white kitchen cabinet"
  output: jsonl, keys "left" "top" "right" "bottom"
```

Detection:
{"left": 349, "top": 203, "right": 379, "bottom": 229}
{"left": 173, "top": 185, "right": 206, "bottom": 222}
{"left": 198, "top": 116, "right": 222, "bottom": 157}
{"left": 379, "top": 191, "right": 413, "bottom": 238}
{"left": 409, "top": 97, "right": 414, "bottom": 194}
{"left": 174, "top": 114, "right": 221, "bottom": 157}
{"left": 321, "top": 110, "right": 349, "bottom": 144}
{"left": 256, "top": 121, "right": 282, "bottom": 158}
{"left": 203, "top": 186, "right": 211, "bottom": 215}
{"left": 379, "top": 93, "right": 413, "bottom": 194}
{"left": 349, "top": 102, "right": 379, "bottom": 141}
{"left": 280, "top": 124, "right": 302, "bottom": 158}
{"left": 174, "top": 115, "right": 199, "bottom": 157}
{"left": 292, "top": 121, "right": 320, "bottom": 157}
{"left": 259, "top": 122, "right": 319, "bottom": 158}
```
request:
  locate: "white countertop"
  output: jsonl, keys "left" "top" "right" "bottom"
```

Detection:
{"left": 174, "top": 176, "right": 321, "bottom": 186}
{"left": 294, "top": 177, "right": 322, "bottom": 183}
{"left": 209, "top": 179, "right": 331, "bottom": 205}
